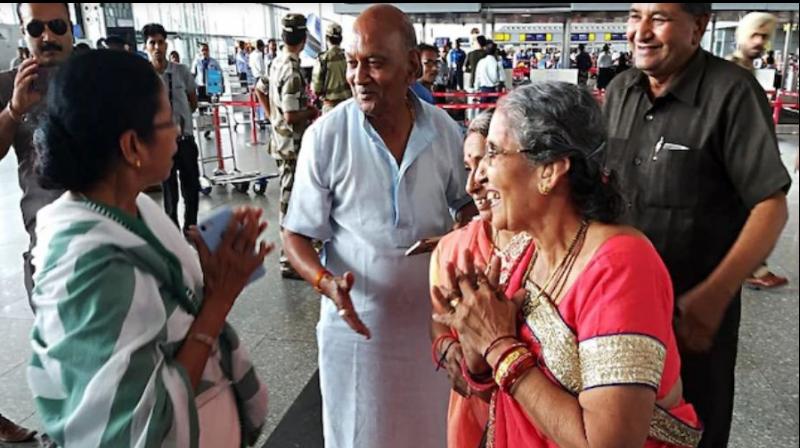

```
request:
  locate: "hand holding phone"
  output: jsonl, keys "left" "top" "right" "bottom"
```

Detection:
{"left": 196, "top": 206, "right": 267, "bottom": 285}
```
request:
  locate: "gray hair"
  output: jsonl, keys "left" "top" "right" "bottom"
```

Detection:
{"left": 496, "top": 82, "right": 622, "bottom": 223}
{"left": 467, "top": 110, "right": 494, "bottom": 138}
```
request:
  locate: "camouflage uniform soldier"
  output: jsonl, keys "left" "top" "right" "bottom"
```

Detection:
{"left": 312, "top": 22, "right": 352, "bottom": 114}
{"left": 254, "top": 13, "right": 319, "bottom": 277}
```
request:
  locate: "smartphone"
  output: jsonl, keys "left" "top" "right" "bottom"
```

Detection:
{"left": 198, "top": 206, "right": 266, "bottom": 284}
{"left": 404, "top": 236, "right": 442, "bottom": 257}
{"left": 30, "top": 66, "right": 50, "bottom": 94}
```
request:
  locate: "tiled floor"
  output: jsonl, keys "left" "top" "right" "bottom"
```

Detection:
{"left": 0, "top": 127, "right": 797, "bottom": 447}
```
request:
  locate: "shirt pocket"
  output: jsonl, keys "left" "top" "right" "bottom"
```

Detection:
{"left": 642, "top": 139, "right": 701, "bottom": 209}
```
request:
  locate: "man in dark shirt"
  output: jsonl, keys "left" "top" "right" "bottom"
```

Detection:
{"left": 0, "top": 3, "right": 74, "bottom": 442}
{"left": 575, "top": 43, "right": 592, "bottom": 85}
{"left": 604, "top": 4, "right": 791, "bottom": 447}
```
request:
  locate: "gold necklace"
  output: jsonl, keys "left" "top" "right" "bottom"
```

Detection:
{"left": 525, "top": 220, "right": 589, "bottom": 304}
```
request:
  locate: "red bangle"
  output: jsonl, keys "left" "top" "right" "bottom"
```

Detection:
{"left": 313, "top": 268, "right": 332, "bottom": 293}
{"left": 483, "top": 335, "right": 518, "bottom": 360}
{"left": 460, "top": 357, "right": 496, "bottom": 393}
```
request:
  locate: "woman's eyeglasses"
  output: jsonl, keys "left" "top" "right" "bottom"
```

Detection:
{"left": 484, "top": 143, "right": 533, "bottom": 166}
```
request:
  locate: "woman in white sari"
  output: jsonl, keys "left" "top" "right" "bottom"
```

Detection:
{"left": 28, "top": 50, "right": 270, "bottom": 447}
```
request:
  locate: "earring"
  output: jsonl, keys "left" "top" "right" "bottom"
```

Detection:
{"left": 538, "top": 183, "right": 550, "bottom": 195}
{"left": 135, "top": 160, "right": 141, "bottom": 169}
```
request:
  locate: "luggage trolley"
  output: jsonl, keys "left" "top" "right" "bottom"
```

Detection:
{"left": 195, "top": 69, "right": 277, "bottom": 196}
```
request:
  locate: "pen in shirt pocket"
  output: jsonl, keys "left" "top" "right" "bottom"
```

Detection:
{"left": 652, "top": 136, "right": 665, "bottom": 161}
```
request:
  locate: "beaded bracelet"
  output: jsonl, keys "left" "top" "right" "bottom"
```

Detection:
{"left": 460, "top": 357, "right": 496, "bottom": 393}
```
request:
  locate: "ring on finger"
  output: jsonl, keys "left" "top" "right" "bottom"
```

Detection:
{"left": 338, "top": 308, "right": 349, "bottom": 317}
{"left": 449, "top": 298, "right": 461, "bottom": 309}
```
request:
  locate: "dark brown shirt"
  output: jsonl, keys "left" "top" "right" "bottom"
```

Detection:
{"left": 603, "top": 49, "right": 791, "bottom": 296}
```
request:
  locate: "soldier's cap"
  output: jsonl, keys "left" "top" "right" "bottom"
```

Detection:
{"left": 282, "top": 14, "right": 307, "bottom": 33}
{"left": 326, "top": 23, "right": 342, "bottom": 38}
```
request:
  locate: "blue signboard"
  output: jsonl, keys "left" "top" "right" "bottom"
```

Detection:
{"left": 207, "top": 69, "right": 223, "bottom": 96}
{"left": 570, "top": 33, "right": 590, "bottom": 42}
{"left": 525, "top": 33, "right": 548, "bottom": 42}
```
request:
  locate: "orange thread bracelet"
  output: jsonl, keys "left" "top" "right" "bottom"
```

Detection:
{"left": 314, "top": 269, "right": 333, "bottom": 293}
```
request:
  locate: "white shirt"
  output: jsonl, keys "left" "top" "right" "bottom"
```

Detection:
{"left": 249, "top": 50, "right": 266, "bottom": 79}
{"left": 474, "top": 54, "right": 506, "bottom": 89}
{"left": 598, "top": 52, "right": 614, "bottom": 69}
{"left": 283, "top": 96, "right": 470, "bottom": 447}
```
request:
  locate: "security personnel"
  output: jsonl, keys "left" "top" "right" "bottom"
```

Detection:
{"left": 254, "top": 13, "right": 319, "bottom": 278}
{"left": 312, "top": 22, "right": 352, "bottom": 114}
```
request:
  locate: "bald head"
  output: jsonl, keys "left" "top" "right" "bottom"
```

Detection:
{"left": 354, "top": 4, "right": 417, "bottom": 52}
{"left": 346, "top": 4, "right": 420, "bottom": 118}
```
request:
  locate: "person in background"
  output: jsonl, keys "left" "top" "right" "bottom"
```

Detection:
{"left": 235, "top": 40, "right": 251, "bottom": 89}
{"left": 143, "top": 23, "right": 200, "bottom": 232}
{"left": 412, "top": 43, "right": 439, "bottom": 104}
{"left": 254, "top": 13, "right": 319, "bottom": 279}
{"left": 250, "top": 39, "right": 267, "bottom": 82}
{"left": 464, "top": 35, "right": 487, "bottom": 91}
{"left": 728, "top": 12, "right": 776, "bottom": 72}
{"left": 473, "top": 40, "right": 505, "bottom": 104}
{"left": 169, "top": 50, "right": 181, "bottom": 64}
{"left": 575, "top": 43, "right": 592, "bottom": 85}
{"left": 104, "top": 35, "right": 127, "bottom": 52}
{"left": 192, "top": 42, "right": 225, "bottom": 101}
{"left": 448, "top": 40, "right": 466, "bottom": 90}
{"left": 434, "top": 45, "right": 451, "bottom": 93}
{"left": 727, "top": 12, "right": 788, "bottom": 290}
{"left": 0, "top": 3, "right": 73, "bottom": 443}
{"left": 312, "top": 23, "right": 352, "bottom": 114}
{"left": 9, "top": 43, "right": 30, "bottom": 69}
{"left": 596, "top": 43, "right": 615, "bottom": 89}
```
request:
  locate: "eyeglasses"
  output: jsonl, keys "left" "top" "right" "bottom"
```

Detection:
{"left": 25, "top": 19, "right": 69, "bottom": 38}
{"left": 484, "top": 143, "right": 533, "bottom": 166}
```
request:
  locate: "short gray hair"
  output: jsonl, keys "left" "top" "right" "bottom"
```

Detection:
{"left": 496, "top": 82, "right": 622, "bottom": 223}
{"left": 467, "top": 110, "right": 493, "bottom": 138}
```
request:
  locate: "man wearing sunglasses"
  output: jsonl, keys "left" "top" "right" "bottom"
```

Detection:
{"left": 0, "top": 2, "right": 73, "bottom": 444}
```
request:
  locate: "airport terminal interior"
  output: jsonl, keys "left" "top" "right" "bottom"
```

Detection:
{"left": 0, "top": 3, "right": 798, "bottom": 447}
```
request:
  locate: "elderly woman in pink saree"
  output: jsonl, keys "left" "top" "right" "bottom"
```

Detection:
{"left": 433, "top": 82, "right": 701, "bottom": 448}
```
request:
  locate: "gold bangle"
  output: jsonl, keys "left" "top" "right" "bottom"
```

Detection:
{"left": 190, "top": 332, "right": 216, "bottom": 349}
{"left": 494, "top": 347, "right": 528, "bottom": 385}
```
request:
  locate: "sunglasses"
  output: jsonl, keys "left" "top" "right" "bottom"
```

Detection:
{"left": 25, "top": 19, "right": 69, "bottom": 38}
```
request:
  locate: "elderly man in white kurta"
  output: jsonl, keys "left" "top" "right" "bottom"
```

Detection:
{"left": 281, "top": 5, "right": 477, "bottom": 448}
